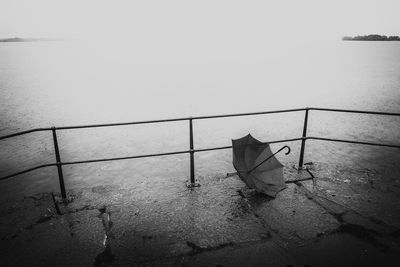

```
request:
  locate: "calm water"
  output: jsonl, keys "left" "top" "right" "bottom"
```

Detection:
{"left": 1, "top": 40, "right": 400, "bottom": 199}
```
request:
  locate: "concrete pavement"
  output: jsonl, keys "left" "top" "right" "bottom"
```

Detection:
{"left": 1, "top": 162, "right": 400, "bottom": 266}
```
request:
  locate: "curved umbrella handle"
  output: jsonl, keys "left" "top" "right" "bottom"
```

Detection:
{"left": 282, "top": 145, "right": 291, "bottom": 155}
{"left": 248, "top": 145, "right": 291, "bottom": 174}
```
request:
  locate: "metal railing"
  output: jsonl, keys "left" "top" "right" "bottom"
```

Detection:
{"left": 1, "top": 107, "right": 400, "bottom": 199}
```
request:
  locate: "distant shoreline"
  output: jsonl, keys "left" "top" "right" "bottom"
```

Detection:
{"left": 343, "top": 34, "right": 400, "bottom": 41}
{"left": 0, "top": 37, "right": 66, "bottom": 42}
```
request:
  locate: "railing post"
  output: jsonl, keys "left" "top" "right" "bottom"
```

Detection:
{"left": 52, "top": 127, "right": 67, "bottom": 199}
{"left": 298, "top": 108, "right": 309, "bottom": 169}
{"left": 189, "top": 118, "right": 195, "bottom": 184}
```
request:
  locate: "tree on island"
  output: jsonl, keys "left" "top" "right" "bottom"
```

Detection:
{"left": 343, "top": 34, "right": 400, "bottom": 41}
{"left": 0, "top": 37, "right": 62, "bottom": 42}
{"left": 0, "top": 37, "right": 24, "bottom": 42}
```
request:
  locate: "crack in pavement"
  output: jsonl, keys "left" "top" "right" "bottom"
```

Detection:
{"left": 93, "top": 206, "right": 116, "bottom": 266}
{"left": 51, "top": 193, "right": 62, "bottom": 215}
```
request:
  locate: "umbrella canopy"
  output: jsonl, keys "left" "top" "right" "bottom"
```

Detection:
{"left": 232, "top": 134, "right": 287, "bottom": 197}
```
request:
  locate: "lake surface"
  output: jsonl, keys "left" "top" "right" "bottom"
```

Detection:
{"left": 1, "top": 40, "right": 399, "bottom": 199}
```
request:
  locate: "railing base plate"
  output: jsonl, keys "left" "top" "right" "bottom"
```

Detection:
{"left": 186, "top": 180, "right": 201, "bottom": 188}
{"left": 292, "top": 165, "right": 303, "bottom": 171}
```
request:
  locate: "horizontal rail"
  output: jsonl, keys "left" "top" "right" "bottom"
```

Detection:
{"left": 2, "top": 107, "right": 400, "bottom": 140}
{"left": 56, "top": 108, "right": 306, "bottom": 130}
{"left": 306, "top": 136, "right": 400, "bottom": 149}
{"left": 0, "top": 163, "right": 57, "bottom": 181}
{"left": 194, "top": 146, "right": 232, "bottom": 153}
{"left": 195, "top": 137, "right": 303, "bottom": 153}
{"left": 2, "top": 135, "right": 397, "bottom": 181}
{"left": 309, "top": 107, "right": 400, "bottom": 116}
{"left": 61, "top": 150, "right": 191, "bottom": 166}
{"left": 55, "top": 117, "right": 191, "bottom": 130}
{"left": 23, "top": 138, "right": 303, "bottom": 167}
{"left": 0, "top": 108, "right": 307, "bottom": 138}
{"left": 0, "top": 127, "right": 52, "bottom": 140}
{"left": 192, "top": 108, "right": 305, "bottom": 120}
{"left": 0, "top": 137, "right": 303, "bottom": 180}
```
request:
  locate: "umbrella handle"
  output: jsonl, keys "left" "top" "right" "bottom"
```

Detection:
{"left": 247, "top": 145, "right": 291, "bottom": 174}
{"left": 283, "top": 145, "right": 291, "bottom": 155}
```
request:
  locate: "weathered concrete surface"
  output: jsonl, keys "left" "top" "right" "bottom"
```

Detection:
{"left": 1, "top": 162, "right": 400, "bottom": 266}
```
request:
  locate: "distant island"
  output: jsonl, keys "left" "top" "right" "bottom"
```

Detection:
{"left": 342, "top": 34, "right": 400, "bottom": 41}
{"left": 0, "top": 37, "right": 63, "bottom": 42}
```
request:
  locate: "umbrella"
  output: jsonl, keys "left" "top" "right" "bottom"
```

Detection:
{"left": 232, "top": 134, "right": 290, "bottom": 197}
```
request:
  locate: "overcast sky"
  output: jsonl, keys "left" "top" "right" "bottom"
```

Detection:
{"left": 0, "top": 0, "right": 399, "bottom": 41}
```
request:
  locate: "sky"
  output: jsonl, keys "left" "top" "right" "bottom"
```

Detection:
{"left": 0, "top": 0, "right": 399, "bottom": 41}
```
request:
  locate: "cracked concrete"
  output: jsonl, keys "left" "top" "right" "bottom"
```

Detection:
{"left": 1, "top": 162, "right": 400, "bottom": 266}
